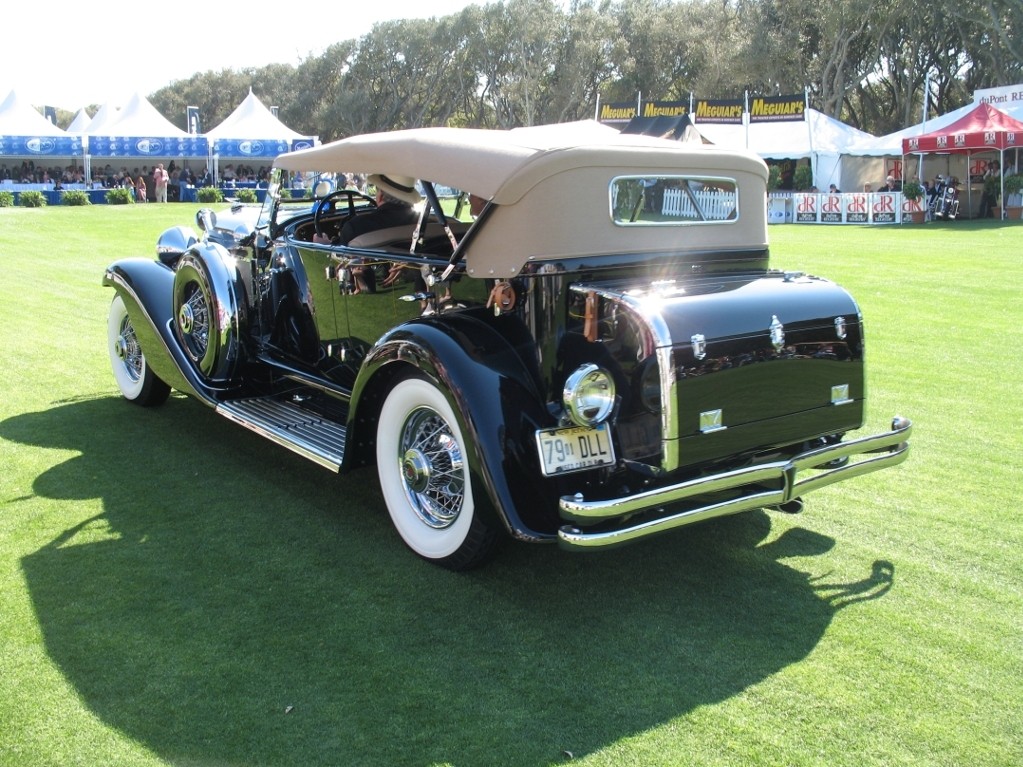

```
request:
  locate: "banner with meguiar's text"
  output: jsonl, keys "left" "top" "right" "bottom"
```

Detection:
{"left": 748, "top": 94, "right": 806, "bottom": 123}
{"left": 640, "top": 100, "right": 688, "bottom": 118}
{"left": 86, "top": 135, "right": 209, "bottom": 158}
{"left": 0, "top": 135, "right": 84, "bottom": 156}
{"left": 692, "top": 98, "right": 744, "bottom": 124}
{"left": 597, "top": 101, "right": 639, "bottom": 126}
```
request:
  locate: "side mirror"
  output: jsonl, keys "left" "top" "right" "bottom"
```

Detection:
{"left": 314, "top": 179, "right": 333, "bottom": 198}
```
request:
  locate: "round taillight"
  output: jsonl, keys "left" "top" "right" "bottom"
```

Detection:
{"left": 563, "top": 364, "right": 616, "bottom": 426}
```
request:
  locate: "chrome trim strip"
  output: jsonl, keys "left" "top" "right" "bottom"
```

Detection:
{"left": 656, "top": 345, "right": 678, "bottom": 470}
{"left": 557, "top": 416, "right": 911, "bottom": 549}
{"left": 569, "top": 283, "right": 681, "bottom": 471}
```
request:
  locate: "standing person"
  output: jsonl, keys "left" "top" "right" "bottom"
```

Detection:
{"left": 135, "top": 175, "right": 147, "bottom": 203}
{"left": 979, "top": 160, "right": 1000, "bottom": 218}
{"left": 153, "top": 163, "right": 169, "bottom": 203}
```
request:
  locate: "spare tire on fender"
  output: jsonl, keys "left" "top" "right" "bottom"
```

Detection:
{"left": 172, "top": 243, "right": 245, "bottom": 383}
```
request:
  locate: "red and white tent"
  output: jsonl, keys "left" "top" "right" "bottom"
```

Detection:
{"left": 902, "top": 102, "right": 1023, "bottom": 154}
{"left": 902, "top": 103, "right": 1023, "bottom": 214}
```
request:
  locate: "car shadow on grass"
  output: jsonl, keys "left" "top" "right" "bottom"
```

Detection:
{"left": 4, "top": 396, "right": 894, "bottom": 766}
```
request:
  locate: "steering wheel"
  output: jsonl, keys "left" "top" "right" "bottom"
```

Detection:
{"left": 313, "top": 189, "right": 377, "bottom": 237}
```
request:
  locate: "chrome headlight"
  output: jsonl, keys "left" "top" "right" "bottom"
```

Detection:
{"left": 563, "top": 363, "right": 616, "bottom": 427}
{"left": 156, "top": 225, "right": 198, "bottom": 265}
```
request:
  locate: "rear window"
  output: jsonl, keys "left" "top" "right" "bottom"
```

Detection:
{"left": 611, "top": 175, "right": 738, "bottom": 225}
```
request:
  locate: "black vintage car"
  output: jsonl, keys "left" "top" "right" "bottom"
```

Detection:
{"left": 104, "top": 124, "right": 911, "bottom": 569}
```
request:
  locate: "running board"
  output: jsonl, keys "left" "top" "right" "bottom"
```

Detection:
{"left": 216, "top": 397, "right": 347, "bottom": 471}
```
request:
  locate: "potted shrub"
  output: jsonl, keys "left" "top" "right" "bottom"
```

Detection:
{"left": 793, "top": 164, "right": 814, "bottom": 191}
{"left": 61, "top": 190, "right": 91, "bottom": 206}
{"left": 197, "top": 186, "right": 223, "bottom": 204}
{"left": 105, "top": 188, "right": 134, "bottom": 205}
{"left": 19, "top": 190, "right": 47, "bottom": 208}
{"left": 1003, "top": 173, "right": 1023, "bottom": 220}
{"left": 901, "top": 180, "right": 926, "bottom": 223}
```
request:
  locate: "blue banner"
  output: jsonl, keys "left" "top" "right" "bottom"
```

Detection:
{"left": 87, "top": 135, "right": 209, "bottom": 157}
{"left": 0, "top": 135, "right": 84, "bottom": 156}
{"left": 212, "top": 138, "right": 292, "bottom": 158}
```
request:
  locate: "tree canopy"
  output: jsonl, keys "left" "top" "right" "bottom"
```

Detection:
{"left": 141, "top": 0, "right": 1020, "bottom": 141}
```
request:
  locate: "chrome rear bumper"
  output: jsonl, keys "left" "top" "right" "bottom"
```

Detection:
{"left": 557, "top": 416, "right": 911, "bottom": 549}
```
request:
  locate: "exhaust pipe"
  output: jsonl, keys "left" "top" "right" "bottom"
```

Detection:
{"left": 771, "top": 498, "right": 804, "bottom": 514}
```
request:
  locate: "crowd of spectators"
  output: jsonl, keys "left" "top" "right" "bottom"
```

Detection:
{"left": 1, "top": 159, "right": 273, "bottom": 198}
{"left": 219, "top": 163, "right": 272, "bottom": 185}
{"left": 1, "top": 161, "right": 85, "bottom": 185}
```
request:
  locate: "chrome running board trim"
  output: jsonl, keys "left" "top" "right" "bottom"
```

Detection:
{"left": 217, "top": 398, "right": 347, "bottom": 471}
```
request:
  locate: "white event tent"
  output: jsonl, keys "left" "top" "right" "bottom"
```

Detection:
{"left": 0, "top": 89, "right": 83, "bottom": 163}
{"left": 80, "top": 102, "right": 120, "bottom": 135}
{"left": 65, "top": 107, "right": 92, "bottom": 135}
{"left": 84, "top": 91, "right": 208, "bottom": 168}
{"left": 692, "top": 107, "right": 883, "bottom": 190}
{"left": 851, "top": 82, "right": 1023, "bottom": 190}
{"left": 205, "top": 89, "right": 315, "bottom": 180}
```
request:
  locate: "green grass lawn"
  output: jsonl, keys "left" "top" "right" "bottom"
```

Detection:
{"left": 1, "top": 205, "right": 1020, "bottom": 766}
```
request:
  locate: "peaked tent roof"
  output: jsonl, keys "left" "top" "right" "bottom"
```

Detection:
{"left": 866, "top": 85, "right": 1023, "bottom": 155}
{"left": 205, "top": 89, "right": 304, "bottom": 140}
{"left": 692, "top": 108, "right": 879, "bottom": 158}
{"left": 902, "top": 102, "right": 1023, "bottom": 154}
{"left": 84, "top": 92, "right": 208, "bottom": 158}
{"left": 66, "top": 108, "right": 92, "bottom": 135}
{"left": 0, "top": 89, "right": 68, "bottom": 136}
{"left": 83, "top": 102, "right": 120, "bottom": 134}
{"left": 97, "top": 91, "right": 189, "bottom": 137}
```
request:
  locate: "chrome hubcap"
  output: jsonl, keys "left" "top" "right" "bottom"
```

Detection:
{"left": 117, "top": 318, "right": 142, "bottom": 382}
{"left": 398, "top": 408, "right": 465, "bottom": 529}
{"left": 178, "top": 301, "right": 194, "bottom": 334}
{"left": 402, "top": 448, "right": 432, "bottom": 493}
{"left": 178, "top": 283, "right": 210, "bottom": 360}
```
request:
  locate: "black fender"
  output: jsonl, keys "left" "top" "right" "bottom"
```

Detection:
{"left": 349, "top": 313, "right": 559, "bottom": 542}
{"left": 102, "top": 257, "right": 227, "bottom": 406}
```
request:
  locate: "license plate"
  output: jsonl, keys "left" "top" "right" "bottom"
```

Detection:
{"left": 535, "top": 424, "right": 616, "bottom": 476}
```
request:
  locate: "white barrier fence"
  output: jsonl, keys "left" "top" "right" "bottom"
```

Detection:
{"left": 661, "top": 187, "right": 737, "bottom": 220}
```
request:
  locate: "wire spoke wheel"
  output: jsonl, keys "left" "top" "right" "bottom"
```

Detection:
{"left": 107, "top": 294, "right": 170, "bottom": 407}
{"left": 399, "top": 408, "right": 466, "bottom": 529}
{"left": 177, "top": 279, "right": 211, "bottom": 362}
{"left": 376, "top": 375, "right": 498, "bottom": 569}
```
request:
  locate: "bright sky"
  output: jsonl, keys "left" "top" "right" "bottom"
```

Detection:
{"left": 2, "top": 0, "right": 485, "bottom": 112}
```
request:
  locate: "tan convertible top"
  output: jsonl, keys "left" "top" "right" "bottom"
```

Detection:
{"left": 275, "top": 125, "right": 770, "bottom": 277}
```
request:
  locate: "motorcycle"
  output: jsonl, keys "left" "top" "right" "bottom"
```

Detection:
{"left": 932, "top": 177, "right": 961, "bottom": 220}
